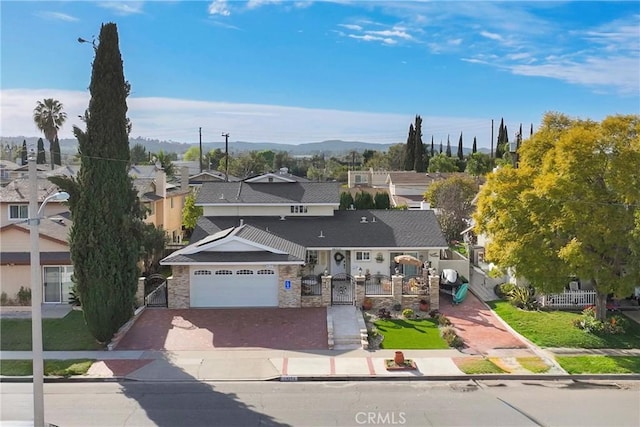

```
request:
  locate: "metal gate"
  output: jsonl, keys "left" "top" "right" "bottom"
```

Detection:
{"left": 145, "top": 274, "right": 168, "bottom": 308}
{"left": 331, "top": 273, "right": 354, "bottom": 305}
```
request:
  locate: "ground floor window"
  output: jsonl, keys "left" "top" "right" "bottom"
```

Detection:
{"left": 43, "top": 266, "right": 74, "bottom": 303}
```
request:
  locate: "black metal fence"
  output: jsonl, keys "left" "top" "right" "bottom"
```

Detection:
{"left": 301, "top": 275, "right": 322, "bottom": 296}
{"left": 364, "top": 274, "right": 392, "bottom": 296}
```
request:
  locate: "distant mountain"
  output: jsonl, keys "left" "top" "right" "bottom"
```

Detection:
{"left": 0, "top": 136, "right": 396, "bottom": 157}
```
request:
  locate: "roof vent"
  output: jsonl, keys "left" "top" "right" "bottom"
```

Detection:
{"left": 219, "top": 193, "right": 225, "bottom": 200}
{"left": 318, "top": 230, "right": 325, "bottom": 238}
{"left": 280, "top": 215, "right": 286, "bottom": 221}
{"left": 371, "top": 217, "right": 376, "bottom": 223}
{"left": 360, "top": 216, "right": 368, "bottom": 223}
{"left": 239, "top": 219, "right": 244, "bottom": 226}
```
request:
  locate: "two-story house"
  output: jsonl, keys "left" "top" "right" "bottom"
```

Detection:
{"left": 160, "top": 173, "right": 449, "bottom": 309}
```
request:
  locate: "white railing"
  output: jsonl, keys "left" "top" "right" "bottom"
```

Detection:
{"left": 540, "top": 290, "right": 596, "bottom": 309}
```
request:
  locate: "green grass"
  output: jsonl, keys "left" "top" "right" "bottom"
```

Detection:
{"left": 489, "top": 300, "right": 640, "bottom": 349}
{"left": 374, "top": 318, "right": 449, "bottom": 349}
{"left": 0, "top": 311, "right": 103, "bottom": 351}
{"left": 556, "top": 356, "right": 640, "bottom": 374}
{"left": 0, "top": 359, "right": 95, "bottom": 377}
{"left": 456, "top": 358, "right": 506, "bottom": 374}
{"left": 517, "top": 356, "right": 551, "bottom": 373}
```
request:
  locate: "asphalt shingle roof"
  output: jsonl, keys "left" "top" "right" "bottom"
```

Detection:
{"left": 196, "top": 181, "right": 340, "bottom": 205}
{"left": 191, "top": 209, "right": 448, "bottom": 250}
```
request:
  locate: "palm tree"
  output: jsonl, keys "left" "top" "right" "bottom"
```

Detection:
{"left": 33, "top": 98, "right": 67, "bottom": 169}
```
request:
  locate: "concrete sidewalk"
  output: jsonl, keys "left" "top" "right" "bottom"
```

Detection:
{"left": 2, "top": 347, "right": 640, "bottom": 382}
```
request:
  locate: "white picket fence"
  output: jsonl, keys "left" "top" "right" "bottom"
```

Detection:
{"left": 540, "top": 290, "right": 596, "bottom": 309}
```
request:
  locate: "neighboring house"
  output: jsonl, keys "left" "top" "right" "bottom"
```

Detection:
{"left": 48, "top": 164, "right": 190, "bottom": 244}
{"left": 0, "top": 177, "right": 69, "bottom": 228}
{"left": 0, "top": 211, "right": 73, "bottom": 304}
{"left": 188, "top": 171, "right": 240, "bottom": 187}
{"left": 0, "top": 160, "right": 21, "bottom": 187}
{"left": 160, "top": 177, "right": 449, "bottom": 309}
{"left": 347, "top": 169, "right": 391, "bottom": 188}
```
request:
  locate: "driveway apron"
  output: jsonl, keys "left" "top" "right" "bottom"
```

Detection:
{"left": 116, "top": 307, "right": 328, "bottom": 351}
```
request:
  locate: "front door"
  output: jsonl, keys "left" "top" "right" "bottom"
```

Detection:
{"left": 331, "top": 250, "right": 348, "bottom": 275}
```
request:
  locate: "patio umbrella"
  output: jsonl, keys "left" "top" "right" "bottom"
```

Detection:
{"left": 393, "top": 254, "right": 423, "bottom": 267}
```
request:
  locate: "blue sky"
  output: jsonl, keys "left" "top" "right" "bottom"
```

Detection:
{"left": 1, "top": 1, "right": 638, "bottom": 149}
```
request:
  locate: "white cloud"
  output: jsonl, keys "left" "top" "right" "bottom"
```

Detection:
{"left": 510, "top": 55, "right": 640, "bottom": 95}
{"left": 479, "top": 31, "right": 503, "bottom": 42}
{"left": 0, "top": 89, "right": 505, "bottom": 148}
{"left": 338, "top": 24, "right": 363, "bottom": 31}
{"left": 208, "top": 0, "right": 231, "bottom": 16}
{"left": 247, "top": 0, "right": 282, "bottom": 9}
{"left": 98, "top": 1, "right": 144, "bottom": 15}
{"left": 366, "top": 29, "right": 413, "bottom": 41}
{"left": 35, "top": 11, "right": 79, "bottom": 22}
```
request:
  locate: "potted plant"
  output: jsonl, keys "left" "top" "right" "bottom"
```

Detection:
{"left": 419, "top": 299, "right": 429, "bottom": 312}
{"left": 362, "top": 297, "right": 373, "bottom": 311}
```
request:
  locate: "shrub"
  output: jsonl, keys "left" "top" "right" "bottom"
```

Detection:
{"left": 402, "top": 308, "right": 414, "bottom": 319}
{"left": 69, "top": 283, "right": 81, "bottom": 307}
{"left": 428, "top": 309, "right": 440, "bottom": 318}
{"left": 494, "top": 283, "right": 515, "bottom": 299}
{"left": 0, "top": 292, "right": 8, "bottom": 306}
{"left": 573, "top": 307, "right": 627, "bottom": 335}
{"left": 437, "top": 314, "right": 452, "bottom": 327}
{"left": 377, "top": 308, "right": 392, "bottom": 319}
{"left": 441, "top": 326, "right": 464, "bottom": 348}
{"left": 507, "top": 286, "right": 539, "bottom": 310}
{"left": 17, "top": 286, "right": 31, "bottom": 306}
{"left": 393, "top": 303, "right": 402, "bottom": 312}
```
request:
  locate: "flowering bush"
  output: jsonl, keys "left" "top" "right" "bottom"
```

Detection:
{"left": 573, "top": 307, "right": 627, "bottom": 335}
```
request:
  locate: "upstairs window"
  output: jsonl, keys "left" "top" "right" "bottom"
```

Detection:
{"left": 9, "top": 204, "right": 28, "bottom": 220}
{"left": 290, "top": 205, "right": 308, "bottom": 214}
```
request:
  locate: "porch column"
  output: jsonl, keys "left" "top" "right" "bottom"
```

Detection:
{"left": 355, "top": 274, "right": 365, "bottom": 309}
{"left": 392, "top": 274, "right": 403, "bottom": 308}
{"left": 321, "top": 274, "right": 332, "bottom": 307}
{"left": 429, "top": 274, "right": 440, "bottom": 311}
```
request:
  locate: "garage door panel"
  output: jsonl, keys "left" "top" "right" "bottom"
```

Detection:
{"left": 190, "top": 267, "right": 278, "bottom": 307}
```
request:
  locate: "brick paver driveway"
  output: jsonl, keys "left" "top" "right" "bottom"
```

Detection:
{"left": 439, "top": 291, "right": 527, "bottom": 355}
{"left": 116, "top": 307, "right": 328, "bottom": 351}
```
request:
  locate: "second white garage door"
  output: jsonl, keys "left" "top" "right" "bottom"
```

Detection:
{"left": 190, "top": 267, "right": 278, "bottom": 308}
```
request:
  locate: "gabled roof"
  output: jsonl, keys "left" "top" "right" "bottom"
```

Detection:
{"left": 0, "top": 211, "right": 72, "bottom": 244}
{"left": 386, "top": 172, "right": 474, "bottom": 186}
{"left": 191, "top": 209, "right": 448, "bottom": 250}
{"left": 0, "top": 177, "right": 64, "bottom": 203}
{"left": 0, "top": 160, "right": 21, "bottom": 170}
{"left": 244, "top": 170, "right": 309, "bottom": 183}
{"left": 196, "top": 181, "right": 340, "bottom": 205}
{"left": 189, "top": 171, "right": 240, "bottom": 184}
{"left": 161, "top": 224, "right": 305, "bottom": 264}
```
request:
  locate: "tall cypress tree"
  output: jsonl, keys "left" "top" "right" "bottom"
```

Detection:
{"left": 58, "top": 23, "right": 143, "bottom": 343}
{"left": 445, "top": 135, "right": 452, "bottom": 157}
{"left": 430, "top": 136, "right": 435, "bottom": 157}
{"left": 403, "top": 123, "right": 415, "bottom": 171}
{"left": 413, "top": 115, "right": 426, "bottom": 172}
{"left": 21, "top": 140, "right": 27, "bottom": 165}
{"left": 51, "top": 137, "right": 62, "bottom": 166}
{"left": 472, "top": 136, "right": 477, "bottom": 154}
{"left": 457, "top": 132, "right": 464, "bottom": 160}
{"left": 36, "top": 138, "right": 46, "bottom": 164}
{"left": 496, "top": 118, "right": 506, "bottom": 159}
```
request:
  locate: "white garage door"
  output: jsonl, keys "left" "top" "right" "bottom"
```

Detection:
{"left": 190, "top": 266, "right": 278, "bottom": 307}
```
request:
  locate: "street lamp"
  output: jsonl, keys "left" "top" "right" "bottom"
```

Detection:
{"left": 28, "top": 155, "right": 69, "bottom": 427}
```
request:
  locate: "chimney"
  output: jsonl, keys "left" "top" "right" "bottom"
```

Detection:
{"left": 155, "top": 168, "right": 166, "bottom": 198}
{"left": 180, "top": 166, "right": 189, "bottom": 191}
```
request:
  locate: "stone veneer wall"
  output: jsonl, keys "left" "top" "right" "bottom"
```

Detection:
{"left": 168, "top": 265, "right": 190, "bottom": 309}
{"left": 136, "top": 277, "right": 145, "bottom": 307}
{"left": 278, "top": 265, "right": 302, "bottom": 308}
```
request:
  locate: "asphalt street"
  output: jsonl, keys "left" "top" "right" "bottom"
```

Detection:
{"left": 1, "top": 380, "right": 639, "bottom": 427}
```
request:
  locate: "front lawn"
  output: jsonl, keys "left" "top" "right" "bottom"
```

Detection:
{"left": 454, "top": 357, "right": 505, "bottom": 374}
{"left": 374, "top": 318, "right": 449, "bottom": 349}
{"left": 489, "top": 300, "right": 640, "bottom": 349}
{"left": 556, "top": 356, "right": 640, "bottom": 374}
{"left": 0, "top": 359, "right": 94, "bottom": 377}
{"left": 0, "top": 311, "right": 103, "bottom": 351}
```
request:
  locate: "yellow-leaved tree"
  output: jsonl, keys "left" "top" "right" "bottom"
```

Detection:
{"left": 474, "top": 112, "right": 640, "bottom": 321}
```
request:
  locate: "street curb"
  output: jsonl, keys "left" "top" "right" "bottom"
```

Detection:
{"left": 2, "top": 373, "right": 640, "bottom": 383}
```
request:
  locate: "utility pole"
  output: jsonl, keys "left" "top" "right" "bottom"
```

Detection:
{"left": 490, "top": 119, "right": 494, "bottom": 169}
{"left": 199, "top": 127, "right": 203, "bottom": 173}
{"left": 222, "top": 132, "right": 229, "bottom": 182}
